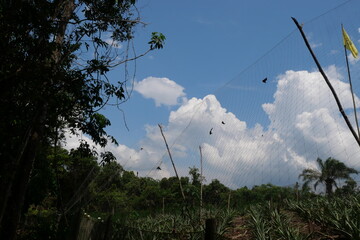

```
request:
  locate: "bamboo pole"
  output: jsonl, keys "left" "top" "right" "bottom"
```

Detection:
{"left": 199, "top": 146, "right": 203, "bottom": 210}
{"left": 162, "top": 197, "right": 165, "bottom": 215}
{"left": 342, "top": 24, "right": 360, "bottom": 138}
{"left": 227, "top": 192, "right": 231, "bottom": 212}
{"left": 199, "top": 145, "right": 203, "bottom": 221}
{"left": 158, "top": 124, "right": 186, "bottom": 200}
{"left": 292, "top": 17, "right": 360, "bottom": 147}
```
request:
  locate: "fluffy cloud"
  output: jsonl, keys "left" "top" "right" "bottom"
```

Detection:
{"left": 134, "top": 77, "right": 187, "bottom": 107}
{"left": 133, "top": 66, "right": 360, "bottom": 188}
{"left": 63, "top": 129, "right": 172, "bottom": 178}
{"left": 64, "top": 66, "right": 360, "bottom": 189}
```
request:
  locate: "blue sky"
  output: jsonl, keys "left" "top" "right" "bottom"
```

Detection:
{"left": 105, "top": 0, "right": 350, "bottom": 140}
{"left": 66, "top": 0, "right": 360, "bottom": 188}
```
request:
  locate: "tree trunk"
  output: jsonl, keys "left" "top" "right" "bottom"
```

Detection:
{"left": 0, "top": 0, "right": 75, "bottom": 238}
{"left": 325, "top": 180, "right": 333, "bottom": 197}
{"left": 0, "top": 106, "right": 46, "bottom": 239}
{"left": 0, "top": 112, "right": 39, "bottom": 228}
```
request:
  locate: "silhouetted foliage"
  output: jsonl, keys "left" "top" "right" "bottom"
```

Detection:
{"left": 0, "top": 0, "right": 165, "bottom": 238}
{"left": 299, "top": 157, "right": 358, "bottom": 196}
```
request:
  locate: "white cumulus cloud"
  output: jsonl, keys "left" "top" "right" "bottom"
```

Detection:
{"left": 134, "top": 77, "right": 187, "bottom": 107}
{"left": 131, "top": 66, "right": 360, "bottom": 187}
{"left": 64, "top": 66, "right": 360, "bottom": 188}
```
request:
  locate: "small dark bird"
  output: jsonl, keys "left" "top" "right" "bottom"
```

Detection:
{"left": 156, "top": 166, "right": 161, "bottom": 170}
{"left": 209, "top": 128, "right": 213, "bottom": 135}
{"left": 221, "top": 121, "right": 225, "bottom": 125}
{"left": 140, "top": 147, "right": 143, "bottom": 150}
{"left": 262, "top": 77, "right": 267, "bottom": 83}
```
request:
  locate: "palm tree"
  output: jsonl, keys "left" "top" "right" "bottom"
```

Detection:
{"left": 299, "top": 157, "right": 358, "bottom": 196}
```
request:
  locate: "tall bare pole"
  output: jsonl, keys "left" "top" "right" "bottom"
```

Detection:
{"left": 158, "top": 124, "right": 185, "bottom": 200}
{"left": 342, "top": 24, "right": 360, "bottom": 138}
{"left": 199, "top": 145, "right": 203, "bottom": 216}
{"left": 227, "top": 192, "right": 231, "bottom": 212}
{"left": 162, "top": 197, "right": 165, "bottom": 215}
{"left": 292, "top": 17, "right": 360, "bottom": 147}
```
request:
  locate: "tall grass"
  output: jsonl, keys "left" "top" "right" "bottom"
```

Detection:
{"left": 111, "top": 207, "right": 237, "bottom": 240}
{"left": 286, "top": 195, "right": 360, "bottom": 239}
{"left": 247, "top": 202, "right": 311, "bottom": 240}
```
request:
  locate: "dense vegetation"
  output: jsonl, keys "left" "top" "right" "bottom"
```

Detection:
{"left": 16, "top": 144, "right": 360, "bottom": 239}
{"left": 0, "top": 0, "right": 164, "bottom": 238}
{"left": 16, "top": 144, "right": 297, "bottom": 239}
{"left": 2, "top": 0, "right": 360, "bottom": 239}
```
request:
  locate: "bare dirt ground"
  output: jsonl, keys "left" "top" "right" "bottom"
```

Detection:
{"left": 224, "top": 211, "right": 347, "bottom": 240}
{"left": 223, "top": 216, "right": 252, "bottom": 240}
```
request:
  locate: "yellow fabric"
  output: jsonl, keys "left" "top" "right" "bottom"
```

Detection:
{"left": 342, "top": 26, "right": 358, "bottom": 58}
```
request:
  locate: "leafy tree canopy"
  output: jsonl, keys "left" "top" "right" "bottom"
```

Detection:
{"left": 0, "top": 0, "right": 165, "bottom": 238}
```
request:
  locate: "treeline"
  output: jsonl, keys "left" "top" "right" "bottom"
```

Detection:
{"left": 20, "top": 143, "right": 308, "bottom": 239}
{"left": 21, "top": 142, "right": 360, "bottom": 239}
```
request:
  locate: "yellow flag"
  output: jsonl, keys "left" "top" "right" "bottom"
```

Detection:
{"left": 342, "top": 26, "right": 358, "bottom": 58}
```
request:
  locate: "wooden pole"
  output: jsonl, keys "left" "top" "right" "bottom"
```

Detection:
{"left": 292, "top": 17, "right": 360, "bottom": 147}
{"left": 199, "top": 146, "right": 203, "bottom": 213}
{"left": 342, "top": 24, "right": 360, "bottom": 138}
{"left": 158, "top": 124, "right": 186, "bottom": 200}
{"left": 162, "top": 197, "right": 165, "bottom": 215}
{"left": 227, "top": 192, "right": 231, "bottom": 212}
{"left": 205, "top": 218, "right": 216, "bottom": 240}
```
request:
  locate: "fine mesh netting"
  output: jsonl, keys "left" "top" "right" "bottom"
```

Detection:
{"left": 140, "top": 0, "right": 360, "bottom": 189}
